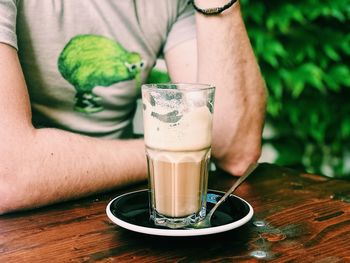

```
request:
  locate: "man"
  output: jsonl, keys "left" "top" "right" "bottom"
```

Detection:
{"left": 0, "top": 0, "right": 266, "bottom": 214}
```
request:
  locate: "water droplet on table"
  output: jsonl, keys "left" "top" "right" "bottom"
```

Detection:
{"left": 250, "top": 250, "right": 268, "bottom": 259}
{"left": 253, "top": 220, "right": 266, "bottom": 227}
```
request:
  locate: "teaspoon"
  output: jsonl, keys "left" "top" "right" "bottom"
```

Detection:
{"left": 191, "top": 163, "right": 259, "bottom": 229}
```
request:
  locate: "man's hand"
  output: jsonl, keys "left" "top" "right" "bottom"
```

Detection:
{"left": 166, "top": 1, "right": 266, "bottom": 176}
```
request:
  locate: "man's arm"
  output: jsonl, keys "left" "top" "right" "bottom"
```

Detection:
{"left": 0, "top": 44, "right": 147, "bottom": 214}
{"left": 165, "top": 1, "right": 266, "bottom": 175}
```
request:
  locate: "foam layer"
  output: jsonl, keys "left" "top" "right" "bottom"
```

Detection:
{"left": 143, "top": 101, "right": 213, "bottom": 151}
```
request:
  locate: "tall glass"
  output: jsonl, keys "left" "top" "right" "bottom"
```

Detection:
{"left": 141, "top": 83, "right": 215, "bottom": 228}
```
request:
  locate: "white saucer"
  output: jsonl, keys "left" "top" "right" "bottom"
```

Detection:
{"left": 106, "top": 189, "right": 253, "bottom": 237}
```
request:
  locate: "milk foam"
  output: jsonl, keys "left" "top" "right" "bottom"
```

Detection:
{"left": 143, "top": 101, "right": 213, "bottom": 151}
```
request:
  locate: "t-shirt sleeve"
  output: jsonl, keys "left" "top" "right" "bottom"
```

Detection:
{"left": 163, "top": 0, "right": 196, "bottom": 54}
{"left": 0, "top": 0, "right": 18, "bottom": 50}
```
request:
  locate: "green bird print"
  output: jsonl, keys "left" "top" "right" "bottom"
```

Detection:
{"left": 58, "top": 34, "right": 145, "bottom": 114}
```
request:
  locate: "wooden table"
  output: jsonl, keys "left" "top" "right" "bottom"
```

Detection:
{"left": 1, "top": 163, "right": 349, "bottom": 262}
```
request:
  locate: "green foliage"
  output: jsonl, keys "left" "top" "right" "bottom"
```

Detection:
{"left": 241, "top": 0, "right": 350, "bottom": 177}
{"left": 146, "top": 68, "right": 171, "bottom": 84}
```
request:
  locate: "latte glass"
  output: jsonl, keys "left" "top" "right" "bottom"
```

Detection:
{"left": 141, "top": 83, "right": 215, "bottom": 228}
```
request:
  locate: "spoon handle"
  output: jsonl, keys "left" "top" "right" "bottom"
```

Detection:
{"left": 207, "top": 163, "right": 259, "bottom": 219}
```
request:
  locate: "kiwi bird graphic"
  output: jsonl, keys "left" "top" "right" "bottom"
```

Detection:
{"left": 58, "top": 34, "right": 145, "bottom": 113}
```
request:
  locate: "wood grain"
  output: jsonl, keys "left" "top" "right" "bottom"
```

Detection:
{"left": 1, "top": 163, "right": 349, "bottom": 262}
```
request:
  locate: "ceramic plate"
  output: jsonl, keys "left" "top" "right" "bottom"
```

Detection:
{"left": 106, "top": 189, "right": 253, "bottom": 237}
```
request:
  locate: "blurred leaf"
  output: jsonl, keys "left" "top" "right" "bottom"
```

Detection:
{"left": 324, "top": 45, "right": 341, "bottom": 61}
{"left": 341, "top": 121, "right": 350, "bottom": 139}
{"left": 300, "top": 64, "right": 324, "bottom": 90}
{"left": 266, "top": 73, "right": 283, "bottom": 98}
{"left": 329, "top": 65, "right": 350, "bottom": 87}
{"left": 291, "top": 80, "right": 305, "bottom": 97}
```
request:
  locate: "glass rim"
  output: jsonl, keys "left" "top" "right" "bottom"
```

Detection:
{"left": 141, "top": 82, "right": 215, "bottom": 92}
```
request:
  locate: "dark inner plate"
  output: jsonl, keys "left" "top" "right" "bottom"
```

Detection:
{"left": 109, "top": 190, "right": 250, "bottom": 229}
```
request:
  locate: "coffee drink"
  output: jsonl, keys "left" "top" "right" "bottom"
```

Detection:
{"left": 142, "top": 84, "right": 215, "bottom": 228}
{"left": 146, "top": 147, "right": 210, "bottom": 218}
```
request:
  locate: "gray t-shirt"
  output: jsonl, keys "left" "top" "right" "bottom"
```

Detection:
{"left": 0, "top": 0, "right": 195, "bottom": 138}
